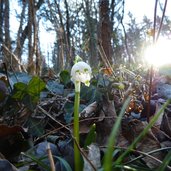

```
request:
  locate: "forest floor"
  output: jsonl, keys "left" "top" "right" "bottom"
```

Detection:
{"left": 0, "top": 66, "right": 171, "bottom": 171}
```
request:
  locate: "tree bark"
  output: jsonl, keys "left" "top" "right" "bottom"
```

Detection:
{"left": 0, "top": 0, "right": 4, "bottom": 44}
{"left": 14, "top": 0, "right": 27, "bottom": 60}
{"left": 4, "top": 0, "right": 11, "bottom": 50}
{"left": 99, "top": 0, "right": 113, "bottom": 64}
{"left": 83, "top": 0, "right": 98, "bottom": 67}
{"left": 27, "top": 0, "right": 34, "bottom": 74}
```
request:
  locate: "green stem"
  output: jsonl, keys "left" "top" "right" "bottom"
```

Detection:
{"left": 74, "top": 82, "right": 81, "bottom": 171}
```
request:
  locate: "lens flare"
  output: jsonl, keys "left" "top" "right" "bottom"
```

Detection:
{"left": 144, "top": 38, "right": 171, "bottom": 67}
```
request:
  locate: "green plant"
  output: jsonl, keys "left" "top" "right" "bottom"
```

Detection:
{"left": 103, "top": 97, "right": 130, "bottom": 171}
{"left": 70, "top": 61, "right": 92, "bottom": 171}
{"left": 12, "top": 76, "right": 46, "bottom": 110}
{"left": 114, "top": 100, "right": 170, "bottom": 166}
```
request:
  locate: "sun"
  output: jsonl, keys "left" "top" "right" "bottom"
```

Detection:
{"left": 144, "top": 38, "right": 171, "bottom": 67}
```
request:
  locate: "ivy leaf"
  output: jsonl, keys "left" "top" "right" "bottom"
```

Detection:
{"left": 12, "top": 82, "right": 27, "bottom": 100}
{"left": 59, "top": 70, "right": 71, "bottom": 86}
{"left": 27, "top": 76, "right": 46, "bottom": 96}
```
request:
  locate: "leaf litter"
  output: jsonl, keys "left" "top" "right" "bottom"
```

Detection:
{"left": 0, "top": 67, "right": 171, "bottom": 170}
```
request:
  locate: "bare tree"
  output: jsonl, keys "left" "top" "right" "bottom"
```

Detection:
{"left": 27, "top": 0, "right": 44, "bottom": 75}
{"left": 14, "top": 0, "right": 27, "bottom": 60}
{"left": 0, "top": 0, "right": 4, "bottom": 44}
{"left": 83, "top": 0, "right": 98, "bottom": 67}
{"left": 99, "top": 0, "right": 113, "bottom": 64}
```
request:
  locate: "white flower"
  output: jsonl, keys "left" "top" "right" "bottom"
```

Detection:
{"left": 71, "top": 61, "right": 92, "bottom": 87}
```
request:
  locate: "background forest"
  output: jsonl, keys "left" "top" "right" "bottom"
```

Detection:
{"left": 0, "top": 0, "right": 171, "bottom": 75}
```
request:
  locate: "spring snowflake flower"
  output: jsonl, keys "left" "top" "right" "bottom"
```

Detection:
{"left": 71, "top": 61, "right": 92, "bottom": 91}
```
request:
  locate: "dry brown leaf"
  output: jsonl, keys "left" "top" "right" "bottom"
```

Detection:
{"left": 151, "top": 126, "right": 171, "bottom": 143}
{"left": 0, "top": 124, "right": 24, "bottom": 138}
{"left": 122, "top": 119, "right": 164, "bottom": 169}
{"left": 160, "top": 140, "right": 171, "bottom": 149}
{"left": 117, "top": 134, "right": 129, "bottom": 148}
{"left": 80, "top": 102, "right": 97, "bottom": 118}
{"left": 151, "top": 102, "right": 164, "bottom": 128}
{"left": 96, "top": 96, "right": 117, "bottom": 145}
{"left": 160, "top": 108, "right": 171, "bottom": 137}
{"left": 83, "top": 143, "right": 101, "bottom": 171}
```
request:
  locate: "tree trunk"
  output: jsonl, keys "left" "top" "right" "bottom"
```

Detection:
{"left": 64, "top": 0, "right": 72, "bottom": 68}
{"left": 27, "top": 0, "right": 34, "bottom": 74}
{"left": 0, "top": 0, "right": 4, "bottom": 44}
{"left": 83, "top": 0, "right": 98, "bottom": 67}
{"left": 4, "top": 0, "right": 11, "bottom": 49}
{"left": 99, "top": 0, "right": 113, "bottom": 64}
{"left": 14, "top": 0, "right": 27, "bottom": 60}
{"left": 34, "top": 15, "right": 41, "bottom": 76}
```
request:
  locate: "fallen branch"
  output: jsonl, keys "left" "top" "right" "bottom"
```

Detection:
{"left": 2, "top": 44, "right": 27, "bottom": 73}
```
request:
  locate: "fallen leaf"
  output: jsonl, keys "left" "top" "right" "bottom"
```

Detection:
{"left": 160, "top": 107, "right": 171, "bottom": 137}
{"left": 83, "top": 143, "right": 101, "bottom": 171}
{"left": 0, "top": 159, "right": 18, "bottom": 171}
{"left": 96, "top": 96, "right": 117, "bottom": 145}
{"left": 80, "top": 101, "right": 97, "bottom": 118}
{"left": 0, "top": 124, "right": 24, "bottom": 138}
{"left": 122, "top": 119, "right": 164, "bottom": 168}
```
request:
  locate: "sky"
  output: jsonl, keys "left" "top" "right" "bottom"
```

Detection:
{"left": 125, "top": 0, "right": 171, "bottom": 22}
{"left": 9, "top": 0, "right": 171, "bottom": 63}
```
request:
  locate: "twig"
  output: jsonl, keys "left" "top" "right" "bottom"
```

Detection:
{"left": 156, "top": 0, "right": 168, "bottom": 41}
{"left": 100, "top": 146, "right": 171, "bottom": 170}
{"left": 97, "top": 41, "right": 116, "bottom": 77}
{"left": 125, "top": 147, "right": 171, "bottom": 168}
{"left": 147, "top": 66, "right": 153, "bottom": 123}
{"left": 73, "top": 136, "right": 97, "bottom": 171}
{"left": 153, "top": 0, "right": 158, "bottom": 43}
{"left": 2, "top": 62, "right": 12, "bottom": 92}
{"left": 2, "top": 44, "right": 27, "bottom": 72}
{"left": 46, "top": 143, "right": 55, "bottom": 171}
{"left": 34, "top": 115, "right": 115, "bottom": 143}
{"left": 120, "top": 0, "right": 131, "bottom": 65}
{"left": 147, "top": 0, "right": 159, "bottom": 123}
{"left": 37, "top": 105, "right": 71, "bottom": 132}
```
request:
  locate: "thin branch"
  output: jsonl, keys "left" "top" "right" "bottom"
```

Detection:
{"left": 35, "top": 116, "right": 115, "bottom": 143}
{"left": 73, "top": 136, "right": 97, "bottom": 171}
{"left": 153, "top": 0, "right": 158, "bottom": 43}
{"left": 156, "top": 0, "right": 168, "bottom": 41}
{"left": 37, "top": 105, "right": 71, "bottom": 132}
{"left": 125, "top": 147, "right": 171, "bottom": 170}
{"left": 120, "top": 0, "right": 131, "bottom": 65}
{"left": 2, "top": 44, "right": 27, "bottom": 72}
{"left": 46, "top": 143, "right": 55, "bottom": 171}
{"left": 97, "top": 41, "right": 116, "bottom": 77}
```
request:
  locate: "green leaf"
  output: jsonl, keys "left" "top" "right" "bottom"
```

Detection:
{"left": 157, "top": 150, "right": 171, "bottom": 171}
{"left": 54, "top": 156, "right": 72, "bottom": 171}
{"left": 27, "top": 117, "right": 45, "bottom": 137}
{"left": 12, "top": 82, "right": 27, "bottom": 99}
{"left": 114, "top": 100, "right": 170, "bottom": 165}
{"left": 80, "top": 85, "right": 96, "bottom": 104}
{"left": 64, "top": 101, "right": 74, "bottom": 114}
{"left": 22, "top": 94, "right": 37, "bottom": 111}
{"left": 27, "top": 76, "right": 46, "bottom": 96}
{"left": 84, "top": 123, "right": 96, "bottom": 149}
{"left": 21, "top": 153, "right": 50, "bottom": 171}
{"left": 60, "top": 70, "right": 71, "bottom": 86}
{"left": 14, "top": 82, "right": 27, "bottom": 91}
{"left": 103, "top": 97, "right": 130, "bottom": 171}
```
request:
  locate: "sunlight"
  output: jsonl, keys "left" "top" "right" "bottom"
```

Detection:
{"left": 144, "top": 38, "right": 171, "bottom": 67}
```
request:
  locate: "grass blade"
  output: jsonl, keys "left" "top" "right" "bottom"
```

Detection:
{"left": 103, "top": 97, "right": 130, "bottom": 171}
{"left": 114, "top": 100, "right": 170, "bottom": 165}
